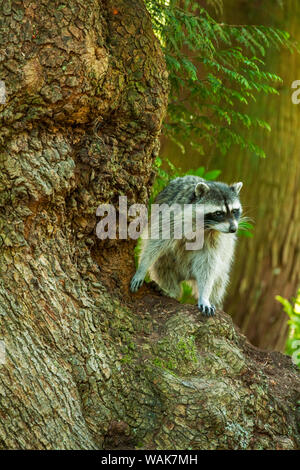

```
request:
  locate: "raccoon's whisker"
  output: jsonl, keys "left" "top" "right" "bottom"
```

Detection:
{"left": 239, "top": 215, "right": 254, "bottom": 224}
{"left": 239, "top": 210, "right": 254, "bottom": 219}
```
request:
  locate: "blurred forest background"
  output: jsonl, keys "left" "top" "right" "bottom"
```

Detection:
{"left": 148, "top": 0, "right": 300, "bottom": 353}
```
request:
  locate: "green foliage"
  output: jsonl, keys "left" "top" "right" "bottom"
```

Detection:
{"left": 146, "top": 0, "right": 297, "bottom": 158}
{"left": 237, "top": 219, "right": 254, "bottom": 238}
{"left": 276, "top": 291, "right": 300, "bottom": 367}
{"left": 179, "top": 282, "right": 196, "bottom": 305}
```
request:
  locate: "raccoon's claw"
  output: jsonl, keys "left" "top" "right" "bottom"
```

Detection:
{"left": 130, "top": 274, "right": 144, "bottom": 293}
{"left": 198, "top": 299, "right": 216, "bottom": 317}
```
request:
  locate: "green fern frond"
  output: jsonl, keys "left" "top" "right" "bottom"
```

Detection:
{"left": 146, "top": 0, "right": 297, "bottom": 158}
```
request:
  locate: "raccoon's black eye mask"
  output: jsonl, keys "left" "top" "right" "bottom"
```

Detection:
{"left": 205, "top": 211, "right": 226, "bottom": 223}
{"left": 205, "top": 208, "right": 241, "bottom": 224}
{"left": 215, "top": 211, "right": 226, "bottom": 218}
{"left": 232, "top": 208, "right": 241, "bottom": 219}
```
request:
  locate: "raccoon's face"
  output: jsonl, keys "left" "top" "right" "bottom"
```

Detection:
{"left": 195, "top": 181, "right": 243, "bottom": 234}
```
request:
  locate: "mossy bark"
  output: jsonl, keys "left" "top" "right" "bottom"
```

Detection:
{"left": 0, "top": 0, "right": 299, "bottom": 450}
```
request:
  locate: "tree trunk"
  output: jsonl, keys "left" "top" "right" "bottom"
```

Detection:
{"left": 0, "top": 0, "right": 299, "bottom": 450}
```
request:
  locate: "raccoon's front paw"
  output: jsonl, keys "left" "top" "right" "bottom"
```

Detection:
{"left": 198, "top": 298, "right": 216, "bottom": 317}
{"left": 130, "top": 273, "right": 144, "bottom": 293}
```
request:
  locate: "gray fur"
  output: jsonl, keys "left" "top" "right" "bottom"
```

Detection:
{"left": 130, "top": 175, "right": 243, "bottom": 317}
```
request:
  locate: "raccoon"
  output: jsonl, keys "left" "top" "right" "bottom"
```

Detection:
{"left": 130, "top": 175, "right": 243, "bottom": 316}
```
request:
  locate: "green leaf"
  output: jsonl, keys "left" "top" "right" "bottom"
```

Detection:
{"left": 204, "top": 169, "right": 221, "bottom": 180}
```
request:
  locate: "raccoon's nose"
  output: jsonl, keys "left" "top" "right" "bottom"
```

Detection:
{"left": 229, "top": 222, "right": 237, "bottom": 233}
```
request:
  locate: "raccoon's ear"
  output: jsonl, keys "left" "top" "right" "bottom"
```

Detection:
{"left": 195, "top": 182, "right": 210, "bottom": 197}
{"left": 230, "top": 182, "right": 243, "bottom": 194}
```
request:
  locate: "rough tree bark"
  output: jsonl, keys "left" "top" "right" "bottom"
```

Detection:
{"left": 0, "top": 0, "right": 299, "bottom": 450}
